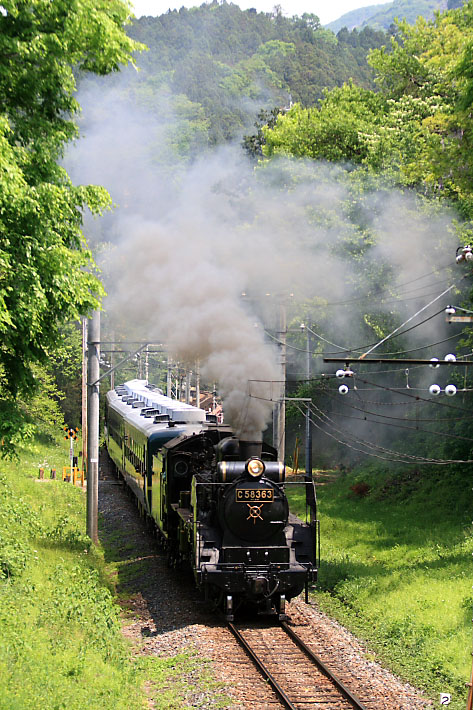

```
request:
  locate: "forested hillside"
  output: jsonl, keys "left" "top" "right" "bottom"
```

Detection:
{"left": 327, "top": 0, "right": 449, "bottom": 32}
{"left": 121, "top": 2, "right": 387, "bottom": 148}
{"left": 263, "top": 0, "right": 473, "bottom": 469}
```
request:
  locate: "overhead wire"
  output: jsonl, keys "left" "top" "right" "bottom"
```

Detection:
{"left": 295, "top": 403, "right": 418, "bottom": 463}
{"left": 354, "top": 375, "right": 473, "bottom": 414}
{"left": 323, "top": 389, "right": 473, "bottom": 422}
{"left": 268, "top": 305, "right": 451, "bottom": 357}
{"left": 359, "top": 283, "right": 458, "bottom": 358}
{"left": 320, "top": 262, "right": 454, "bottom": 307}
{"left": 308, "top": 401, "right": 440, "bottom": 462}
{"left": 296, "top": 402, "right": 463, "bottom": 464}
{"left": 301, "top": 402, "right": 473, "bottom": 464}
{"left": 328, "top": 409, "right": 473, "bottom": 442}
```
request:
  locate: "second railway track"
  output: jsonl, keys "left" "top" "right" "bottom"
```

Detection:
{"left": 228, "top": 619, "right": 368, "bottom": 710}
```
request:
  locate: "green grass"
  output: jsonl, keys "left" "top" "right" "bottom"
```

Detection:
{"left": 0, "top": 436, "right": 229, "bottom": 710}
{"left": 287, "top": 467, "right": 473, "bottom": 710}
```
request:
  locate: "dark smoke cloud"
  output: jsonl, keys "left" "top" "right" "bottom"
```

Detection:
{"left": 66, "top": 80, "right": 460, "bottom": 442}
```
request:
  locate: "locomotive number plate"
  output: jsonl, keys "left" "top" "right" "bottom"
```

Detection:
{"left": 236, "top": 488, "right": 274, "bottom": 502}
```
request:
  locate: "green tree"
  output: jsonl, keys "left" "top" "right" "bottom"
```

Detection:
{"left": 263, "top": 3, "right": 473, "bottom": 215}
{"left": 0, "top": 0, "right": 144, "bottom": 456}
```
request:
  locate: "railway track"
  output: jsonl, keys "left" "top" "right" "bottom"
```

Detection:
{"left": 228, "top": 619, "right": 368, "bottom": 710}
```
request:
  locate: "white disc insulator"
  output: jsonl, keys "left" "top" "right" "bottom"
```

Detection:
{"left": 338, "top": 384, "right": 349, "bottom": 395}
{"left": 429, "top": 358, "right": 440, "bottom": 368}
{"left": 429, "top": 384, "right": 441, "bottom": 396}
{"left": 445, "top": 384, "right": 457, "bottom": 396}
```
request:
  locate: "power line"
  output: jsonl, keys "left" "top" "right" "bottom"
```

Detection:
{"left": 268, "top": 306, "right": 452, "bottom": 358}
{"left": 328, "top": 410, "right": 473, "bottom": 442}
{"left": 354, "top": 376, "right": 473, "bottom": 414}
{"left": 299, "top": 402, "right": 473, "bottom": 464}
{"left": 323, "top": 389, "right": 473, "bottom": 421}
{"left": 359, "top": 283, "right": 458, "bottom": 358}
{"left": 320, "top": 263, "right": 454, "bottom": 307}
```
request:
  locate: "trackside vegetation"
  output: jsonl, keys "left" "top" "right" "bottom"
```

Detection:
{"left": 0, "top": 437, "right": 225, "bottom": 710}
{"left": 287, "top": 467, "right": 473, "bottom": 710}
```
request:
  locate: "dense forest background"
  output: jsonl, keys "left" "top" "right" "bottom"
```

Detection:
{"left": 4, "top": 0, "right": 473, "bottom": 476}
{"left": 327, "top": 0, "right": 449, "bottom": 32}
{"left": 119, "top": 3, "right": 388, "bottom": 149}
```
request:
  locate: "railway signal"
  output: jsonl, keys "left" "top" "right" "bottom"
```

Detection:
{"left": 63, "top": 426, "right": 79, "bottom": 483}
{"left": 63, "top": 426, "right": 79, "bottom": 440}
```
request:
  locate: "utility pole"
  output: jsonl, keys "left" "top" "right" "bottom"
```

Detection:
{"left": 185, "top": 370, "right": 191, "bottom": 404}
{"left": 110, "top": 329, "right": 115, "bottom": 391}
{"left": 196, "top": 361, "right": 200, "bottom": 408}
{"left": 167, "top": 355, "right": 172, "bottom": 397}
{"left": 81, "top": 317, "right": 88, "bottom": 481}
{"left": 305, "top": 322, "right": 312, "bottom": 478}
{"left": 273, "top": 302, "right": 286, "bottom": 461}
{"left": 87, "top": 310, "right": 100, "bottom": 545}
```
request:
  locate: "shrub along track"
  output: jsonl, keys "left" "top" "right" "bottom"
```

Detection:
{"left": 98, "top": 450, "right": 433, "bottom": 709}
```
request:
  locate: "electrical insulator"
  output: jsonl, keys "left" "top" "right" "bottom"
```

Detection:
{"left": 429, "top": 358, "right": 440, "bottom": 368}
{"left": 336, "top": 369, "right": 346, "bottom": 379}
{"left": 338, "top": 384, "right": 349, "bottom": 395}
{"left": 444, "top": 353, "right": 456, "bottom": 362}
{"left": 429, "top": 384, "right": 441, "bottom": 396}
{"left": 456, "top": 245, "right": 473, "bottom": 263}
{"left": 445, "top": 384, "right": 457, "bottom": 396}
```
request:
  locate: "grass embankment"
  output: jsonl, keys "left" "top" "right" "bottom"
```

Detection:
{"left": 0, "top": 437, "right": 222, "bottom": 710}
{"left": 287, "top": 466, "right": 473, "bottom": 710}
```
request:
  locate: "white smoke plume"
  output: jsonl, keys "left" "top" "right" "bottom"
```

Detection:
{"left": 67, "top": 80, "right": 461, "bottom": 444}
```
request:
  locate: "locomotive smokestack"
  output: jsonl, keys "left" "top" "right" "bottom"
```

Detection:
{"left": 239, "top": 439, "right": 262, "bottom": 460}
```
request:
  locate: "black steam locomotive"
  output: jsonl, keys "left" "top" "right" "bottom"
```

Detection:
{"left": 105, "top": 379, "right": 318, "bottom": 619}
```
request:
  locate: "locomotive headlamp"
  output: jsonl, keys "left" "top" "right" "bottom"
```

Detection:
{"left": 247, "top": 458, "right": 265, "bottom": 478}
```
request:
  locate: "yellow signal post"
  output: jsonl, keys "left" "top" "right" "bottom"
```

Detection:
{"left": 63, "top": 426, "right": 79, "bottom": 483}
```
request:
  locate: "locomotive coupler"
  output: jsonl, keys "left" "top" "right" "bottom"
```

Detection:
{"left": 250, "top": 575, "right": 269, "bottom": 596}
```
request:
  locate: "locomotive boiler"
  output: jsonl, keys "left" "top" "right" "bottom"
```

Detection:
{"left": 105, "top": 379, "right": 318, "bottom": 619}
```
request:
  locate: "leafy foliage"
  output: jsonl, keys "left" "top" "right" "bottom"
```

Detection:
{"left": 264, "top": 3, "right": 473, "bottom": 217}
{"left": 259, "top": 3, "right": 473, "bottom": 474}
{"left": 122, "top": 2, "right": 387, "bottom": 152}
{"left": 0, "top": 1, "right": 144, "bottom": 454}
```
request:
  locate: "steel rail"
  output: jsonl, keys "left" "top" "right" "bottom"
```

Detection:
{"left": 228, "top": 620, "right": 368, "bottom": 710}
{"left": 280, "top": 621, "right": 368, "bottom": 710}
{"left": 227, "top": 622, "right": 297, "bottom": 710}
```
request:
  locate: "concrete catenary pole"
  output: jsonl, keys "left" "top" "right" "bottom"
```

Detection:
{"left": 167, "top": 354, "right": 172, "bottom": 397}
{"left": 110, "top": 330, "right": 115, "bottom": 391}
{"left": 81, "top": 317, "right": 88, "bottom": 481}
{"left": 87, "top": 310, "right": 100, "bottom": 545}
{"left": 305, "top": 321, "right": 312, "bottom": 477}
{"left": 196, "top": 361, "right": 200, "bottom": 408}
{"left": 272, "top": 302, "right": 286, "bottom": 461}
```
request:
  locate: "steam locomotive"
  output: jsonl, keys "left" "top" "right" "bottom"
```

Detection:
{"left": 104, "top": 379, "right": 318, "bottom": 619}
